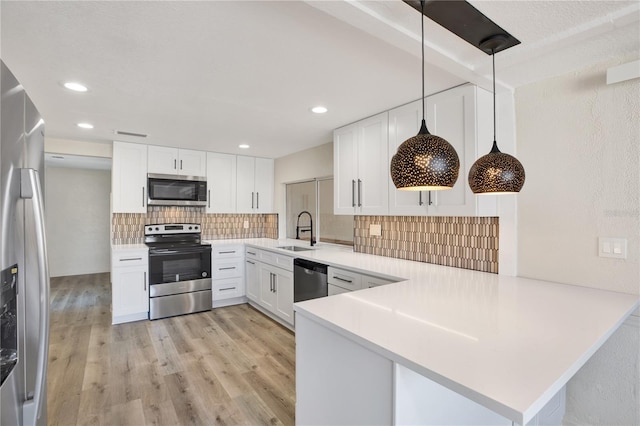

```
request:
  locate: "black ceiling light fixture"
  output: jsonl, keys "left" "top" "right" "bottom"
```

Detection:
{"left": 468, "top": 35, "right": 525, "bottom": 194}
{"left": 390, "top": 0, "right": 460, "bottom": 191}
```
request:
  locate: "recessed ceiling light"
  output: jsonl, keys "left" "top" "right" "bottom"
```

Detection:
{"left": 311, "top": 106, "right": 328, "bottom": 114}
{"left": 63, "top": 82, "right": 88, "bottom": 92}
{"left": 77, "top": 122, "right": 94, "bottom": 129}
{"left": 238, "top": 144, "right": 250, "bottom": 149}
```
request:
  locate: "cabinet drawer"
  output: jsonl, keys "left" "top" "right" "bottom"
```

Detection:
{"left": 328, "top": 284, "right": 350, "bottom": 296}
{"left": 245, "top": 247, "right": 260, "bottom": 261}
{"left": 213, "top": 277, "right": 244, "bottom": 301}
{"left": 259, "top": 250, "right": 293, "bottom": 271}
{"left": 113, "top": 249, "right": 148, "bottom": 267}
{"left": 328, "top": 266, "right": 362, "bottom": 291}
{"left": 213, "top": 245, "right": 244, "bottom": 259}
{"left": 362, "top": 275, "right": 397, "bottom": 289}
{"left": 212, "top": 259, "right": 244, "bottom": 279}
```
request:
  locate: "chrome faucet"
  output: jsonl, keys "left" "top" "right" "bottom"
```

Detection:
{"left": 296, "top": 211, "right": 315, "bottom": 246}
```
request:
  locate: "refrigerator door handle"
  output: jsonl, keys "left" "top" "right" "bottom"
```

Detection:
{"left": 20, "top": 168, "right": 51, "bottom": 423}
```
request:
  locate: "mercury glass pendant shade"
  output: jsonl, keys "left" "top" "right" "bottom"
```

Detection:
{"left": 468, "top": 38, "right": 525, "bottom": 194}
{"left": 390, "top": 0, "right": 460, "bottom": 191}
{"left": 391, "top": 120, "right": 460, "bottom": 190}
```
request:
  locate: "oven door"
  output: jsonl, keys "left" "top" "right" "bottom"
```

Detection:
{"left": 148, "top": 246, "right": 211, "bottom": 286}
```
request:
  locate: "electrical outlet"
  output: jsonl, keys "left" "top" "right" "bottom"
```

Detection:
{"left": 243, "top": 220, "right": 249, "bottom": 229}
{"left": 598, "top": 237, "right": 627, "bottom": 259}
{"left": 369, "top": 224, "right": 382, "bottom": 237}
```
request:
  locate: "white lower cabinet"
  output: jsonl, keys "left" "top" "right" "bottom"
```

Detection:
{"left": 111, "top": 247, "right": 149, "bottom": 324}
{"left": 212, "top": 244, "right": 246, "bottom": 308}
{"left": 245, "top": 246, "right": 294, "bottom": 327}
{"left": 328, "top": 265, "right": 399, "bottom": 294}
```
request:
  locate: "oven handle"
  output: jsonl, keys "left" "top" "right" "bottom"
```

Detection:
{"left": 149, "top": 247, "right": 212, "bottom": 256}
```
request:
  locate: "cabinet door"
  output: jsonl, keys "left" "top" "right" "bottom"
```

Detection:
{"left": 274, "top": 269, "right": 293, "bottom": 323}
{"left": 206, "top": 152, "right": 237, "bottom": 213}
{"left": 178, "top": 148, "right": 207, "bottom": 177}
{"left": 112, "top": 141, "right": 148, "bottom": 213}
{"left": 254, "top": 157, "right": 274, "bottom": 213}
{"left": 333, "top": 123, "right": 358, "bottom": 215}
{"left": 147, "top": 145, "right": 178, "bottom": 175}
{"left": 259, "top": 264, "right": 277, "bottom": 310}
{"left": 236, "top": 155, "right": 256, "bottom": 213}
{"left": 358, "top": 112, "right": 389, "bottom": 215}
{"left": 388, "top": 100, "right": 430, "bottom": 215}
{"left": 112, "top": 266, "right": 148, "bottom": 319}
{"left": 245, "top": 259, "right": 259, "bottom": 302}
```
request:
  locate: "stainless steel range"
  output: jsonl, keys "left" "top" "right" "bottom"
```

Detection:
{"left": 145, "top": 223, "right": 212, "bottom": 320}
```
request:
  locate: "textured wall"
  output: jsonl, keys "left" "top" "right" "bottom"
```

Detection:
{"left": 112, "top": 207, "right": 278, "bottom": 244}
{"left": 516, "top": 57, "right": 640, "bottom": 424}
{"left": 354, "top": 216, "right": 499, "bottom": 273}
{"left": 45, "top": 167, "right": 111, "bottom": 276}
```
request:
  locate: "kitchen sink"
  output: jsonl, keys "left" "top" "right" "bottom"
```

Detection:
{"left": 277, "top": 245, "right": 314, "bottom": 252}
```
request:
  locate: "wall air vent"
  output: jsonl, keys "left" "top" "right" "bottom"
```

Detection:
{"left": 114, "top": 130, "right": 148, "bottom": 138}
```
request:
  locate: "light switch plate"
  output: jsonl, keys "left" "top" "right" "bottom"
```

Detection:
{"left": 370, "top": 224, "right": 382, "bottom": 237}
{"left": 598, "top": 237, "right": 627, "bottom": 259}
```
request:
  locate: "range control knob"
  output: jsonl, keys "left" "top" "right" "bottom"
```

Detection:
{"left": 189, "top": 226, "right": 193, "bottom": 230}
{"left": 202, "top": 272, "right": 208, "bottom": 278}
{"left": 194, "top": 226, "right": 199, "bottom": 230}
{"left": 148, "top": 227, "right": 152, "bottom": 232}
{"left": 155, "top": 227, "right": 159, "bottom": 231}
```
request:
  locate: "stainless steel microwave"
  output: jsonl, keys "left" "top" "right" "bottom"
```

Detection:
{"left": 147, "top": 173, "right": 207, "bottom": 206}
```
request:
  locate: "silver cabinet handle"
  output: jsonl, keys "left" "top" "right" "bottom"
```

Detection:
{"left": 357, "top": 179, "right": 362, "bottom": 207}
{"left": 428, "top": 191, "right": 433, "bottom": 206}
{"left": 333, "top": 276, "right": 353, "bottom": 283}
{"left": 219, "top": 267, "right": 236, "bottom": 271}
{"left": 142, "top": 187, "right": 145, "bottom": 207}
{"left": 20, "top": 169, "right": 50, "bottom": 423}
{"left": 273, "top": 274, "right": 277, "bottom": 293}
{"left": 352, "top": 180, "right": 356, "bottom": 207}
{"left": 419, "top": 192, "right": 423, "bottom": 206}
{"left": 144, "top": 271, "right": 147, "bottom": 291}
{"left": 180, "top": 159, "right": 183, "bottom": 170}
{"left": 174, "top": 159, "right": 177, "bottom": 170}
{"left": 247, "top": 251, "right": 256, "bottom": 256}
{"left": 256, "top": 192, "right": 259, "bottom": 210}
{"left": 246, "top": 260, "right": 255, "bottom": 265}
{"left": 208, "top": 190, "right": 211, "bottom": 208}
{"left": 220, "top": 287, "right": 236, "bottom": 291}
{"left": 219, "top": 251, "right": 236, "bottom": 254}
{"left": 251, "top": 192, "right": 255, "bottom": 209}
{"left": 119, "top": 257, "right": 142, "bottom": 262}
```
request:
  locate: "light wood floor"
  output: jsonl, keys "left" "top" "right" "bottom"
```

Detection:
{"left": 48, "top": 273, "right": 296, "bottom": 426}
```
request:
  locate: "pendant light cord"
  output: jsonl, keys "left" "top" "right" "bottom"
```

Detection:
{"left": 421, "top": 0, "right": 425, "bottom": 122}
{"left": 492, "top": 49, "right": 496, "bottom": 143}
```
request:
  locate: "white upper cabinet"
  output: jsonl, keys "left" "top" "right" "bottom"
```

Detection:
{"left": 206, "top": 152, "right": 236, "bottom": 213}
{"left": 148, "top": 145, "right": 207, "bottom": 177}
{"left": 112, "top": 141, "right": 148, "bottom": 213}
{"left": 334, "top": 112, "right": 389, "bottom": 215}
{"left": 426, "top": 84, "right": 496, "bottom": 216}
{"left": 236, "top": 156, "right": 274, "bottom": 213}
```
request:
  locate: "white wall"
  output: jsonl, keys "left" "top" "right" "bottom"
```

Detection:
{"left": 45, "top": 167, "right": 111, "bottom": 277}
{"left": 46, "top": 137, "right": 112, "bottom": 158}
{"left": 515, "top": 56, "right": 640, "bottom": 425}
{"left": 274, "top": 142, "right": 334, "bottom": 239}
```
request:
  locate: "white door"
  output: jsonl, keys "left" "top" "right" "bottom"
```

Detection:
{"left": 245, "top": 259, "right": 259, "bottom": 302}
{"left": 147, "top": 145, "right": 178, "bottom": 175}
{"left": 112, "top": 266, "right": 148, "bottom": 317}
{"left": 236, "top": 155, "right": 256, "bottom": 213}
{"left": 112, "top": 141, "right": 148, "bottom": 213}
{"left": 178, "top": 148, "right": 207, "bottom": 177}
{"left": 275, "top": 270, "right": 294, "bottom": 323}
{"left": 259, "top": 264, "right": 277, "bottom": 310}
{"left": 357, "top": 112, "right": 389, "bottom": 215}
{"left": 388, "top": 100, "right": 430, "bottom": 215}
{"left": 333, "top": 124, "right": 358, "bottom": 215}
{"left": 206, "top": 152, "right": 237, "bottom": 213}
{"left": 254, "top": 157, "right": 274, "bottom": 213}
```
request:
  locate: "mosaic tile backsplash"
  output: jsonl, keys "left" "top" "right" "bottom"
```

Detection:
{"left": 354, "top": 216, "right": 499, "bottom": 273}
{"left": 112, "top": 207, "right": 278, "bottom": 244}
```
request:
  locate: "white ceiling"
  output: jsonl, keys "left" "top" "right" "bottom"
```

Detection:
{"left": 2, "top": 1, "right": 638, "bottom": 162}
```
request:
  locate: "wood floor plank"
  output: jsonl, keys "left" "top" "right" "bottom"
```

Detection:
{"left": 47, "top": 273, "right": 296, "bottom": 426}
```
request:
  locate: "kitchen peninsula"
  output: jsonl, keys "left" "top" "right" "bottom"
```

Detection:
{"left": 282, "top": 241, "right": 639, "bottom": 425}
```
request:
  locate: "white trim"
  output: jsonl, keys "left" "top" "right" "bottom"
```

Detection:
{"left": 606, "top": 60, "right": 640, "bottom": 85}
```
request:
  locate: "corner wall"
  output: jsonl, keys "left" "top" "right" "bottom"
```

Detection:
{"left": 515, "top": 56, "right": 640, "bottom": 425}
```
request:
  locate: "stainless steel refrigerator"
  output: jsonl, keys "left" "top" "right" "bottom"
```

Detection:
{"left": 0, "top": 60, "right": 50, "bottom": 426}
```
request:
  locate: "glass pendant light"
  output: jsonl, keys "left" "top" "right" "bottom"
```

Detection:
{"left": 390, "top": 0, "right": 460, "bottom": 191}
{"left": 468, "top": 36, "right": 525, "bottom": 194}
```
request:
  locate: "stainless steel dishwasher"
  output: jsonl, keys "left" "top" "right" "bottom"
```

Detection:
{"left": 294, "top": 258, "right": 328, "bottom": 302}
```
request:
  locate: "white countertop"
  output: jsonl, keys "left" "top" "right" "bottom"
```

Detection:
{"left": 114, "top": 237, "right": 639, "bottom": 423}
